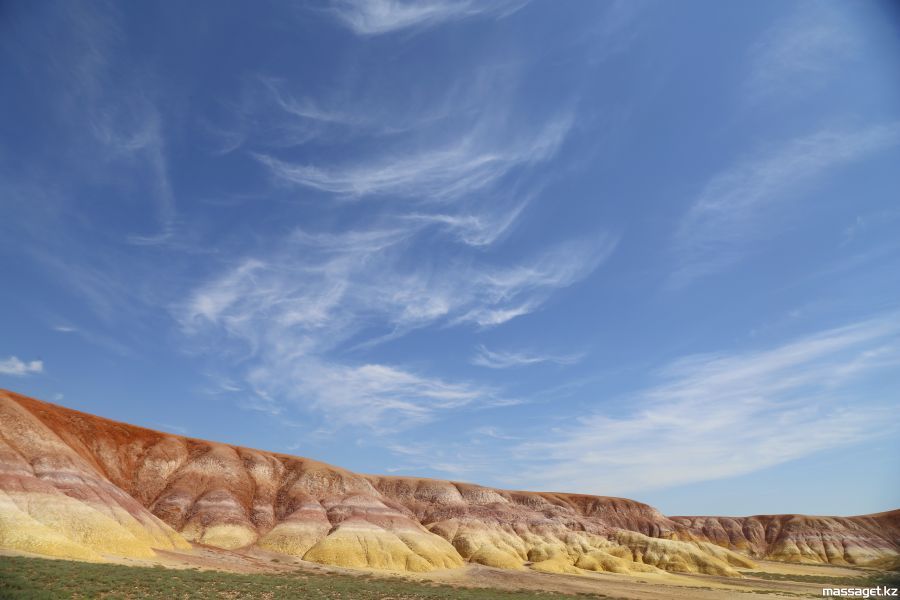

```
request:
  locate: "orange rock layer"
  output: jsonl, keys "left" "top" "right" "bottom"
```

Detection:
{"left": 1, "top": 389, "right": 897, "bottom": 574}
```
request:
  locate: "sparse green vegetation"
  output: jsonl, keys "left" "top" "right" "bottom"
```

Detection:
{"left": 0, "top": 555, "right": 619, "bottom": 600}
{"left": 744, "top": 570, "right": 900, "bottom": 587}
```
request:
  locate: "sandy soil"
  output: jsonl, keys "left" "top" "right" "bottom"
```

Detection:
{"left": 422, "top": 563, "right": 836, "bottom": 599}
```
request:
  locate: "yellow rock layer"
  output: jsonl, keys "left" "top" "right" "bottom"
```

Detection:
{"left": 302, "top": 522, "right": 464, "bottom": 572}
{"left": 257, "top": 520, "right": 330, "bottom": 557}
{"left": 765, "top": 537, "right": 898, "bottom": 565}
{"left": 530, "top": 554, "right": 582, "bottom": 575}
{"left": 0, "top": 491, "right": 100, "bottom": 560}
{"left": 181, "top": 522, "right": 258, "bottom": 550}
{"left": 0, "top": 490, "right": 188, "bottom": 560}
{"left": 612, "top": 530, "right": 751, "bottom": 576}
{"left": 423, "top": 520, "right": 756, "bottom": 577}
{"left": 468, "top": 545, "right": 525, "bottom": 569}
{"left": 575, "top": 549, "right": 658, "bottom": 573}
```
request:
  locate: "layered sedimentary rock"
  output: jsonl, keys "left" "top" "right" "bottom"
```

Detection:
{"left": 0, "top": 392, "right": 190, "bottom": 560}
{"left": 1, "top": 389, "right": 897, "bottom": 575}
{"left": 673, "top": 513, "right": 900, "bottom": 566}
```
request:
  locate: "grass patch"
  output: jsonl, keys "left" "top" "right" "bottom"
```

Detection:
{"left": 0, "top": 555, "right": 623, "bottom": 600}
{"left": 744, "top": 570, "right": 900, "bottom": 587}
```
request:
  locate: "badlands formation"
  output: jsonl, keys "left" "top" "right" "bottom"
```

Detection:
{"left": 1, "top": 389, "right": 898, "bottom": 578}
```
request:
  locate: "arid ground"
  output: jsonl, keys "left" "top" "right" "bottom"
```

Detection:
{"left": 2, "top": 546, "right": 898, "bottom": 599}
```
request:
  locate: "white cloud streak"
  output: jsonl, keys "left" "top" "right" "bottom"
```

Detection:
{"left": 254, "top": 114, "right": 571, "bottom": 202}
{"left": 402, "top": 199, "right": 528, "bottom": 247}
{"left": 472, "top": 344, "right": 583, "bottom": 369}
{"left": 92, "top": 102, "right": 176, "bottom": 245}
{"left": 745, "top": 3, "right": 859, "bottom": 105}
{"left": 183, "top": 232, "right": 614, "bottom": 340}
{"left": 185, "top": 57, "right": 599, "bottom": 431}
{"left": 511, "top": 314, "right": 900, "bottom": 494}
{"left": 0, "top": 356, "right": 44, "bottom": 376}
{"left": 207, "top": 75, "right": 458, "bottom": 154}
{"left": 247, "top": 359, "right": 490, "bottom": 430}
{"left": 672, "top": 123, "right": 900, "bottom": 286}
{"left": 327, "top": 0, "right": 527, "bottom": 36}
{"left": 179, "top": 228, "right": 614, "bottom": 429}
{"left": 48, "top": 2, "right": 176, "bottom": 246}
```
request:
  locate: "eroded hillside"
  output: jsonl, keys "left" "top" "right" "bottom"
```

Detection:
{"left": 1, "top": 389, "right": 897, "bottom": 576}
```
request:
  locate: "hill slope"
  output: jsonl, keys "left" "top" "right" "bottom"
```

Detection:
{"left": 1, "top": 389, "right": 897, "bottom": 575}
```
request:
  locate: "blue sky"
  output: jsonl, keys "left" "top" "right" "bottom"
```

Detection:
{"left": 2, "top": 0, "right": 899, "bottom": 517}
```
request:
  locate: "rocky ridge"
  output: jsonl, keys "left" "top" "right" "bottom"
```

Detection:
{"left": 1, "top": 389, "right": 897, "bottom": 576}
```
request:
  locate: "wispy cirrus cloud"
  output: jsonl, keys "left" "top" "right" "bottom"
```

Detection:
{"left": 2, "top": 0, "right": 176, "bottom": 247}
{"left": 509, "top": 314, "right": 900, "bottom": 494}
{"left": 0, "top": 356, "right": 44, "bottom": 376}
{"left": 247, "top": 359, "right": 493, "bottom": 430}
{"left": 401, "top": 199, "right": 528, "bottom": 247}
{"left": 55, "top": 2, "right": 175, "bottom": 245}
{"left": 261, "top": 77, "right": 360, "bottom": 127}
{"left": 745, "top": 3, "right": 859, "bottom": 105}
{"left": 182, "top": 231, "right": 613, "bottom": 340}
{"left": 472, "top": 344, "right": 583, "bottom": 369}
{"left": 206, "top": 74, "right": 464, "bottom": 155}
{"left": 179, "top": 227, "right": 614, "bottom": 429}
{"left": 185, "top": 54, "right": 604, "bottom": 427}
{"left": 244, "top": 74, "right": 573, "bottom": 251}
{"left": 254, "top": 113, "right": 572, "bottom": 202}
{"left": 671, "top": 123, "right": 900, "bottom": 287}
{"left": 382, "top": 314, "right": 900, "bottom": 492}
{"left": 206, "top": 76, "right": 391, "bottom": 154}
{"left": 91, "top": 99, "right": 176, "bottom": 245}
{"left": 220, "top": 60, "right": 575, "bottom": 256}
{"left": 327, "top": 0, "right": 527, "bottom": 36}
{"left": 50, "top": 322, "right": 133, "bottom": 356}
